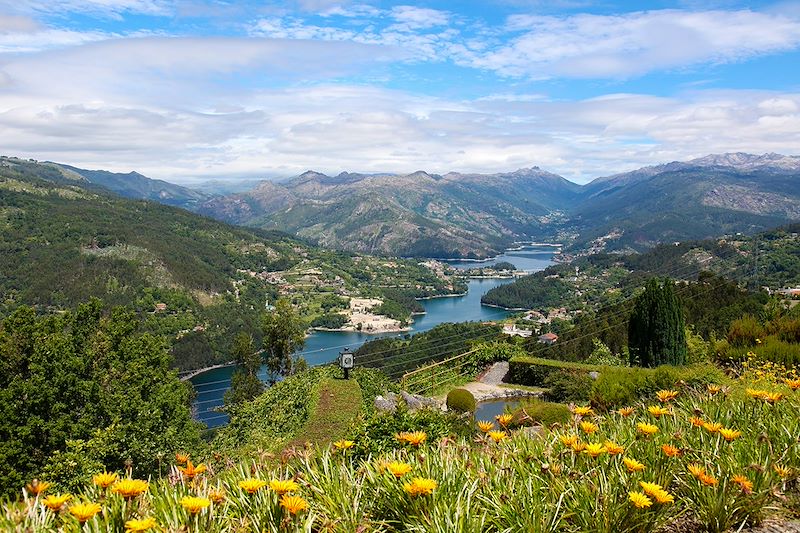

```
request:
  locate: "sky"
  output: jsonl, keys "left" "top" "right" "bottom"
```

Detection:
{"left": 0, "top": 1, "right": 799, "bottom": 183}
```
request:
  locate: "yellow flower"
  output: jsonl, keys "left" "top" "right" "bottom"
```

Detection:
{"left": 629, "top": 491, "right": 652, "bottom": 509}
{"left": 175, "top": 453, "right": 189, "bottom": 464}
{"left": 639, "top": 481, "right": 663, "bottom": 496}
{"left": 280, "top": 494, "right": 309, "bottom": 515}
{"left": 617, "top": 406, "right": 635, "bottom": 417}
{"left": 386, "top": 461, "right": 413, "bottom": 478}
{"left": 707, "top": 384, "right": 722, "bottom": 395}
{"left": 125, "top": 517, "right": 158, "bottom": 532}
{"left": 111, "top": 479, "right": 148, "bottom": 499}
{"left": 661, "top": 444, "right": 681, "bottom": 458}
{"left": 269, "top": 479, "right": 300, "bottom": 496}
{"left": 623, "top": 457, "right": 645, "bottom": 472}
{"left": 774, "top": 465, "right": 792, "bottom": 479}
{"left": 570, "top": 440, "right": 587, "bottom": 453}
{"left": 719, "top": 428, "right": 741, "bottom": 442}
{"left": 689, "top": 416, "right": 704, "bottom": 427}
{"left": 746, "top": 388, "right": 768, "bottom": 400}
{"left": 238, "top": 478, "right": 268, "bottom": 494}
{"left": 42, "top": 494, "right": 72, "bottom": 512}
{"left": 572, "top": 405, "right": 594, "bottom": 416}
{"left": 25, "top": 480, "right": 51, "bottom": 496}
{"left": 786, "top": 378, "right": 800, "bottom": 391}
{"left": 180, "top": 496, "right": 210, "bottom": 515}
{"left": 653, "top": 489, "right": 675, "bottom": 504}
{"left": 603, "top": 441, "right": 624, "bottom": 455}
{"left": 580, "top": 421, "right": 598, "bottom": 434}
{"left": 559, "top": 435, "right": 579, "bottom": 447}
{"left": 477, "top": 420, "right": 494, "bottom": 433}
{"left": 763, "top": 392, "right": 784, "bottom": 404}
{"left": 495, "top": 414, "right": 514, "bottom": 428}
{"left": 333, "top": 440, "right": 355, "bottom": 451}
{"left": 702, "top": 421, "right": 722, "bottom": 434}
{"left": 656, "top": 389, "right": 678, "bottom": 403}
{"left": 69, "top": 501, "right": 101, "bottom": 523}
{"left": 583, "top": 443, "right": 606, "bottom": 458}
{"left": 92, "top": 472, "right": 118, "bottom": 489}
{"left": 687, "top": 464, "right": 706, "bottom": 479}
{"left": 636, "top": 422, "right": 658, "bottom": 436}
{"left": 403, "top": 477, "right": 437, "bottom": 497}
{"left": 178, "top": 460, "right": 207, "bottom": 480}
{"left": 732, "top": 474, "right": 753, "bottom": 493}
{"left": 488, "top": 430, "right": 508, "bottom": 443}
{"left": 208, "top": 488, "right": 225, "bottom": 504}
{"left": 397, "top": 431, "right": 427, "bottom": 446}
{"left": 647, "top": 405, "right": 670, "bottom": 417}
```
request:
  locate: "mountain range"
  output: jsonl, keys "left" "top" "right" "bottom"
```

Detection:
{"left": 7, "top": 152, "right": 799, "bottom": 258}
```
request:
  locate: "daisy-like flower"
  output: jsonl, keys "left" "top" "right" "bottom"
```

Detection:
{"left": 661, "top": 444, "right": 681, "bottom": 458}
{"left": 580, "top": 421, "right": 598, "bottom": 434}
{"left": 746, "top": 388, "right": 768, "bottom": 400}
{"left": 638, "top": 482, "right": 675, "bottom": 504}
{"left": 180, "top": 496, "right": 210, "bottom": 515}
{"left": 656, "top": 390, "right": 678, "bottom": 403}
{"left": 707, "top": 384, "right": 722, "bottom": 395}
{"left": 732, "top": 474, "right": 753, "bottom": 493}
{"left": 774, "top": 465, "right": 792, "bottom": 479}
{"left": 175, "top": 453, "right": 189, "bottom": 464}
{"left": 208, "top": 488, "right": 225, "bottom": 504}
{"left": 570, "top": 441, "right": 587, "bottom": 453}
{"left": 125, "top": 517, "right": 158, "bottom": 532}
{"left": 92, "top": 472, "right": 118, "bottom": 489}
{"left": 786, "top": 378, "right": 800, "bottom": 391}
{"left": 25, "top": 480, "right": 51, "bottom": 496}
{"left": 333, "top": 440, "right": 355, "bottom": 451}
{"left": 647, "top": 405, "right": 670, "bottom": 417}
{"left": 178, "top": 460, "right": 207, "bottom": 480}
{"left": 636, "top": 422, "right": 658, "bottom": 436}
{"left": 572, "top": 405, "right": 594, "bottom": 416}
{"left": 42, "top": 494, "right": 72, "bottom": 512}
{"left": 702, "top": 421, "right": 722, "bottom": 434}
{"left": 238, "top": 478, "right": 268, "bottom": 494}
{"left": 477, "top": 420, "right": 494, "bottom": 433}
{"left": 69, "top": 501, "right": 101, "bottom": 523}
{"left": 488, "top": 430, "right": 508, "bottom": 443}
{"left": 397, "top": 431, "right": 427, "bottom": 446}
{"left": 386, "top": 461, "right": 412, "bottom": 478}
{"left": 269, "top": 479, "right": 299, "bottom": 496}
{"left": 653, "top": 490, "right": 675, "bottom": 504}
{"left": 763, "top": 392, "right": 784, "bottom": 404}
{"left": 403, "top": 477, "right": 437, "bottom": 497}
{"left": 583, "top": 443, "right": 605, "bottom": 458}
{"left": 687, "top": 464, "right": 706, "bottom": 479}
{"left": 559, "top": 435, "right": 579, "bottom": 447}
{"left": 603, "top": 441, "right": 624, "bottom": 455}
{"left": 719, "top": 428, "right": 741, "bottom": 442}
{"left": 280, "top": 494, "right": 309, "bottom": 515}
{"left": 495, "top": 414, "right": 513, "bottom": 428}
{"left": 700, "top": 473, "right": 718, "bottom": 486}
{"left": 629, "top": 491, "right": 652, "bottom": 509}
{"left": 689, "top": 416, "right": 705, "bottom": 427}
{"left": 111, "top": 479, "right": 148, "bottom": 500}
{"left": 617, "top": 406, "right": 635, "bottom": 417}
{"left": 623, "top": 457, "right": 645, "bottom": 472}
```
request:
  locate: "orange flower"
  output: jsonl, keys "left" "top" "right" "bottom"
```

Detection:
{"left": 786, "top": 378, "right": 800, "bottom": 391}
{"left": 570, "top": 440, "right": 587, "bottom": 453}
{"left": 25, "top": 480, "right": 51, "bottom": 496}
{"left": 208, "top": 488, "right": 225, "bottom": 504}
{"left": 178, "top": 460, "right": 207, "bottom": 480}
{"left": 688, "top": 464, "right": 706, "bottom": 479}
{"left": 732, "top": 474, "right": 753, "bottom": 493}
{"left": 699, "top": 473, "right": 718, "bottom": 486}
{"left": 279, "top": 494, "right": 309, "bottom": 515}
{"left": 175, "top": 453, "right": 189, "bottom": 464}
{"left": 661, "top": 444, "right": 681, "bottom": 458}
{"left": 689, "top": 416, "right": 704, "bottom": 427}
{"left": 477, "top": 420, "right": 494, "bottom": 433}
{"left": 763, "top": 392, "right": 784, "bottom": 404}
{"left": 603, "top": 441, "right": 624, "bottom": 455}
{"left": 617, "top": 406, "right": 635, "bottom": 417}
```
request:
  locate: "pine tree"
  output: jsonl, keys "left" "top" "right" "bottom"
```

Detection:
{"left": 628, "top": 278, "right": 687, "bottom": 367}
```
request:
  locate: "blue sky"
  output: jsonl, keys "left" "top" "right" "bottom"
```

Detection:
{"left": 0, "top": 0, "right": 798, "bottom": 182}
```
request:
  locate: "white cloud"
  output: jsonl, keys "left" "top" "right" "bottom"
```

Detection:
{"left": 459, "top": 9, "right": 800, "bottom": 78}
{"left": 389, "top": 6, "right": 450, "bottom": 30}
{"left": 0, "top": 0, "right": 173, "bottom": 19}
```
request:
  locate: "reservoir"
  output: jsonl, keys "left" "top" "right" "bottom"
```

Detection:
{"left": 191, "top": 245, "right": 555, "bottom": 427}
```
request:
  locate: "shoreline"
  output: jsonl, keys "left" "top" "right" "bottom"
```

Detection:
{"left": 428, "top": 243, "right": 563, "bottom": 263}
{"left": 415, "top": 292, "right": 466, "bottom": 300}
{"left": 311, "top": 325, "right": 412, "bottom": 334}
{"left": 180, "top": 362, "right": 236, "bottom": 382}
{"left": 480, "top": 302, "right": 528, "bottom": 311}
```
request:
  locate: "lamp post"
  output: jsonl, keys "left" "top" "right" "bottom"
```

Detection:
{"left": 339, "top": 348, "right": 354, "bottom": 379}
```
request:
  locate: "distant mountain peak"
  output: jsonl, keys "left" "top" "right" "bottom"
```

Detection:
{"left": 689, "top": 152, "right": 800, "bottom": 171}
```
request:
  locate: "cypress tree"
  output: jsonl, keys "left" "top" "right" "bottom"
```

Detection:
{"left": 628, "top": 278, "right": 687, "bottom": 367}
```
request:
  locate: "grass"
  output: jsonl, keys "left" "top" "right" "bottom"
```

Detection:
{"left": 288, "top": 377, "right": 363, "bottom": 447}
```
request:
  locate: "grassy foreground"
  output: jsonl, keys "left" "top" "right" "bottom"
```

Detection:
{"left": 4, "top": 363, "right": 800, "bottom": 532}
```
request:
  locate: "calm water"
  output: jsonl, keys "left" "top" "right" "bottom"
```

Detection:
{"left": 444, "top": 243, "right": 559, "bottom": 272}
{"left": 474, "top": 399, "right": 521, "bottom": 421}
{"left": 191, "top": 246, "right": 556, "bottom": 427}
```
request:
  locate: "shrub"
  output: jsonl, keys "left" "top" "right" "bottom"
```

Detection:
{"left": 508, "top": 356, "right": 603, "bottom": 386}
{"left": 514, "top": 398, "right": 571, "bottom": 427}
{"left": 542, "top": 370, "right": 594, "bottom": 403}
{"left": 727, "top": 315, "right": 765, "bottom": 347}
{"left": 446, "top": 388, "right": 477, "bottom": 414}
{"left": 717, "top": 335, "right": 800, "bottom": 368}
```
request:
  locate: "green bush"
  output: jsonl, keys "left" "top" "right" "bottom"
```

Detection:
{"left": 446, "top": 388, "right": 477, "bottom": 413}
{"left": 543, "top": 370, "right": 594, "bottom": 403}
{"left": 508, "top": 356, "right": 603, "bottom": 386}
{"left": 590, "top": 364, "right": 725, "bottom": 411}
{"left": 717, "top": 335, "right": 800, "bottom": 368}
{"left": 514, "top": 399, "right": 571, "bottom": 427}
{"left": 727, "top": 315, "right": 765, "bottom": 347}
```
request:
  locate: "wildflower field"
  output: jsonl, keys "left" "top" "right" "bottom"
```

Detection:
{"left": 4, "top": 358, "right": 800, "bottom": 533}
